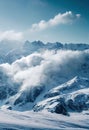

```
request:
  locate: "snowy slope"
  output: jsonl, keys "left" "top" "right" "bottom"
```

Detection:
{"left": 34, "top": 76, "right": 89, "bottom": 115}
{"left": 0, "top": 41, "right": 89, "bottom": 129}
{"left": 0, "top": 109, "right": 89, "bottom": 130}
{"left": 0, "top": 48, "right": 89, "bottom": 114}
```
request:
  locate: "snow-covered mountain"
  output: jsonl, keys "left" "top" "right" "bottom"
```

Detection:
{"left": 0, "top": 40, "right": 23, "bottom": 64}
{"left": 0, "top": 40, "right": 89, "bottom": 64}
{"left": 0, "top": 41, "right": 89, "bottom": 115}
{"left": 0, "top": 40, "right": 89, "bottom": 129}
{"left": 34, "top": 76, "right": 89, "bottom": 115}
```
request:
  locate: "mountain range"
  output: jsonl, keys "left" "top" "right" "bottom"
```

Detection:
{"left": 0, "top": 40, "right": 89, "bottom": 129}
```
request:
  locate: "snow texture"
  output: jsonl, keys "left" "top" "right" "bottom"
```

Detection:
{"left": 0, "top": 40, "right": 89, "bottom": 129}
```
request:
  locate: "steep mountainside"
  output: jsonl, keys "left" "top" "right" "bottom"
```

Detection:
{"left": 0, "top": 41, "right": 89, "bottom": 115}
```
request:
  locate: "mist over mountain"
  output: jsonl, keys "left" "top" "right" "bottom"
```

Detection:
{"left": 0, "top": 0, "right": 89, "bottom": 128}
{"left": 0, "top": 40, "right": 89, "bottom": 64}
{"left": 0, "top": 40, "right": 89, "bottom": 129}
{"left": 0, "top": 40, "right": 89, "bottom": 117}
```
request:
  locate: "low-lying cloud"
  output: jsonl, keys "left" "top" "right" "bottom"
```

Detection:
{"left": 0, "top": 49, "right": 88, "bottom": 93}
{"left": 30, "top": 11, "right": 81, "bottom": 32}
{"left": 0, "top": 30, "right": 23, "bottom": 41}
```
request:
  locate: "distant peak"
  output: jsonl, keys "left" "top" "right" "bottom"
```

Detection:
{"left": 25, "top": 40, "right": 30, "bottom": 43}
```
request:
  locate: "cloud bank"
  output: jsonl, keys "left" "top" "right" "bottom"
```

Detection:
{"left": 30, "top": 11, "right": 81, "bottom": 31}
{"left": 0, "top": 49, "right": 88, "bottom": 93}
{"left": 0, "top": 30, "right": 23, "bottom": 41}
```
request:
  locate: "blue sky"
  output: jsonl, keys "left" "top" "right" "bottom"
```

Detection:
{"left": 0, "top": 0, "right": 89, "bottom": 43}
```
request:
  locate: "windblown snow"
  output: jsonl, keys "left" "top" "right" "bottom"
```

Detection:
{"left": 0, "top": 40, "right": 89, "bottom": 129}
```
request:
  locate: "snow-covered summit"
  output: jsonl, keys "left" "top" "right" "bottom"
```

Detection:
{"left": 34, "top": 76, "right": 89, "bottom": 115}
{"left": 0, "top": 40, "right": 89, "bottom": 64}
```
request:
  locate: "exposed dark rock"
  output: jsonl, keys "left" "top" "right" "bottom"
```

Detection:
{"left": 55, "top": 103, "right": 68, "bottom": 115}
{"left": 7, "top": 106, "right": 12, "bottom": 110}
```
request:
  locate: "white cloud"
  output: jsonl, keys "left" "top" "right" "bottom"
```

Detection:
{"left": 0, "top": 49, "right": 88, "bottom": 93}
{"left": 76, "top": 14, "right": 81, "bottom": 18}
{"left": 0, "top": 30, "right": 23, "bottom": 41}
{"left": 30, "top": 11, "right": 81, "bottom": 32}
